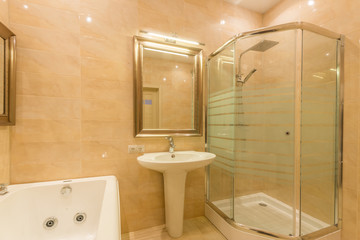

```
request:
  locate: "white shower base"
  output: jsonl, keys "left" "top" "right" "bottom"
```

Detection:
{"left": 211, "top": 192, "right": 329, "bottom": 237}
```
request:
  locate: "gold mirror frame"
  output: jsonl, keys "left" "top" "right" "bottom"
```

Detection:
{"left": 133, "top": 36, "right": 203, "bottom": 137}
{"left": 0, "top": 21, "right": 16, "bottom": 125}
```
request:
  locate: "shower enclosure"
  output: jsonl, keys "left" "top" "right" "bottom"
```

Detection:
{"left": 206, "top": 22, "right": 343, "bottom": 239}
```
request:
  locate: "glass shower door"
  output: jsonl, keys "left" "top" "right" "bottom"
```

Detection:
{"left": 300, "top": 30, "right": 339, "bottom": 235}
{"left": 207, "top": 42, "right": 236, "bottom": 219}
{"left": 233, "top": 29, "right": 297, "bottom": 237}
{"left": 206, "top": 23, "right": 342, "bottom": 239}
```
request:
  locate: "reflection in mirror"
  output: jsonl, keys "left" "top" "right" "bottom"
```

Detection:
{"left": 134, "top": 36, "right": 203, "bottom": 137}
{"left": 142, "top": 48, "right": 195, "bottom": 130}
{"left": 0, "top": 38, "right": 4, "bottom": 114}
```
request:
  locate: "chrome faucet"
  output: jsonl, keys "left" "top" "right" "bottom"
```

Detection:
{"left": 0, "top": 184, "right": 8, "bottom": 195}
{"left": 166, "top": 136, "right": 176, "bottom": 153}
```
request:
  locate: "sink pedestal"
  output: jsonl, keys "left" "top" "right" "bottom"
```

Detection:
{"left": 137, "top": 151, "right": 216, "bottom": 238}
{"left": 163, "top": 171, "right": 187, "bottom": 238}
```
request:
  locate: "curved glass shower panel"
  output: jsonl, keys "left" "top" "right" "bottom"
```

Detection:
{"left": 300, "top": 30, "right": 339, "bottom": 235}
{"left": 206, "top": 22, "right": 342, "bottom": 240}
{"left": 207, "top": 42, "right": 236, "bottom": 219}
{"left": 233, "top": 29, "right": 297, "bottom": 237}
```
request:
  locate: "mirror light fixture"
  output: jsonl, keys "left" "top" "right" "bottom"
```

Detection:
{"left": 140, "top": 30, "right": 204, "bottom": 46}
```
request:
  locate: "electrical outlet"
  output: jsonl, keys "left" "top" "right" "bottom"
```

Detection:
{"left": 128, "top": 145, "right": 137, "bottom": 153}
{"left": 136, "top": 145, "right": 145, "bottom": 153}
{"left": 128, "top": 145, "right": 145, "bottom": 153}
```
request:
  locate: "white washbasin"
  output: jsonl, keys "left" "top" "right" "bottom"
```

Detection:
{"left": 137, "top": 151, "right": 216, "bottom": 238}
{"left": 137, "top": 151, "right": 216, "bottom": 172}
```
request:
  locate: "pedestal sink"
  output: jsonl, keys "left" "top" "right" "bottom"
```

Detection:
{"left": 137, "top": 151, "right": 216, "bottom": 238}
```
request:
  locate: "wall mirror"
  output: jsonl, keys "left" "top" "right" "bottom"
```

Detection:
{"left": 0, "top": 21, "right": 16, "bottom": 125}
{"left": 134, "top": 36, "right": 203, "bottom": 137}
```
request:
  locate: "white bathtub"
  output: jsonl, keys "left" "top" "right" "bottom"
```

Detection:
{"left": 0, "top": 175, "right": 121, "bottom": 240}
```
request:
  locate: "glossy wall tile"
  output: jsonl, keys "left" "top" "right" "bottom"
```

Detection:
{"left": 6, "top": 0, "right": 357, "bottom": 237}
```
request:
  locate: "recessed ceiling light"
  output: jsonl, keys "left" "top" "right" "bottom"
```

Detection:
{"left": 220, "top": 20, "right": 226, "bottom": 25}
{"left": 308, "top": 0, "right": 315, "bottom": 6}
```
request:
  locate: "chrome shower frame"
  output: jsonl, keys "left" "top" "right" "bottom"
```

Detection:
{"left": 205, "top": 22, "right": 344, "bottom": 240}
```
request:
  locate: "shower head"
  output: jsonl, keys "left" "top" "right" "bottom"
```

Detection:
{"left": 242, "top": 68, "right": 257, "bottom": 84}
{"left": 236, "top": 40, "right": 279, "bottom": 85}
{"left": 247, "top": 40, "right": 279, "bottom": 52}
{"left": 237, "top": 68, "right": 257, "bottom": 85}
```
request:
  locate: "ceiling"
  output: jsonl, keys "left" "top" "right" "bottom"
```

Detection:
{"left": 224, "top": 0, "right": 282, "bottom": 14}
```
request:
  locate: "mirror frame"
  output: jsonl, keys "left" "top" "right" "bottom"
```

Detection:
{"left": 133, "top": 36, "right": 203, "bottom": 137}
{"left": 0, "top": 21, "right": 16, "bottom": 125}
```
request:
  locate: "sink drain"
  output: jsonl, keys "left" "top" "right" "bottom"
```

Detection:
{"left": 74, "top": 213, "right": 87, "bottom": 224}
{"left": 259, "top": 202, "right": 267, "bottom": 207}
{"left": 43, "top": 217, "right": 58, "bottom": 230}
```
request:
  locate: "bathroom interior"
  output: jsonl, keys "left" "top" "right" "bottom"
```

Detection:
{"left": 0, "top": 0, "right": 358, "bottom": 239}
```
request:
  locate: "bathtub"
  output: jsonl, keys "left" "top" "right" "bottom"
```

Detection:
{"left": 0, "top": 175, "right": 120, "bottom": 240}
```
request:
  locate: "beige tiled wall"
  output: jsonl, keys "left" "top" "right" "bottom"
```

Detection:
{"left": 263, "top": 1, "right": 360, "bottom": 239}
{"left": 7, "top": 0, "right": 354, "bottom": 236}
{"left": 0, "top": 0, "right": 10, "bottom": 185}
{"left": 0, "top": 0, "right": 9, "bottom": 25}
{"left": 7, "top": 0, "right": 262, "bottom": 233}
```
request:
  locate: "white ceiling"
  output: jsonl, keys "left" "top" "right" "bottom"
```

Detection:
{"left": 224, "top": 0, "right": 282, "bottom": 14}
